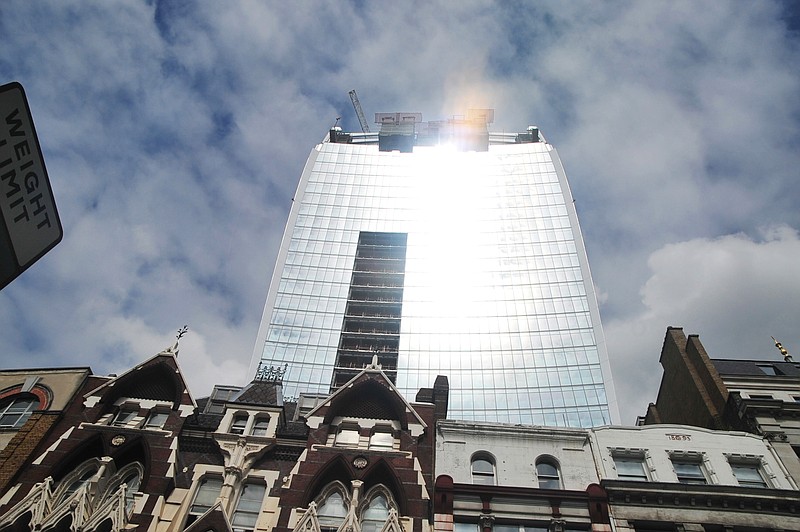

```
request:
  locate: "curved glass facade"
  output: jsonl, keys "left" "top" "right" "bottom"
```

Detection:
{"left": 253, "top": 128, "right": 618, "bottom": 426}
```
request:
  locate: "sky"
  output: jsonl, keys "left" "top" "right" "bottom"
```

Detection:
{"left": 1, "top": 1, "right": 799, "bottom": 425}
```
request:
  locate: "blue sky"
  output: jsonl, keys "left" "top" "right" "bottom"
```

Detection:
{"left": 1, "top": 1, "right": 799, "bottom": 424}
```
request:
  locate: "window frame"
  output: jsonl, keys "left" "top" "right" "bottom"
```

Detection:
{"left": 612, "top": 452, "right": 648, "bottom": 481}
{"left": 314, "top": 481, "right": 351, "bottom": 532}
{"left": 726, "top": 456, "right": 770, "bottom": 488}
{"left": 145, "top": 410, "right": 169, "bottom": 429}
{"left": 358, "top": 485, "right": 397, "bottom": 532}
{"left": 535, "top": 456, "right": 561, "bottom": 489}
{"left": 368, "top": 427, "right": 394, "bottom": 451}
{"left": 250, "top": 416, "right": 270, "bottom": 437}
{"left": 231, "top": 480, "right": 266, "bottom": 532}
{"left": 0, "top": 394, "right": 40, "bottom": 429}
{"left": 670, "top": 457, "right": 707, "bottom": 485}
{"left": 189, "top": 476, "right": 224, "bottom": 518}
{"left": 112, "top": 406, "right": 139, "bottom": 427}
{"left": 471, "top": 452, "right": 496, "bottom": 486}
{"left": 334, "top": 424, "right": 361, "bottom": 448}
{"left": 230, "top": 414, "right": 249, "bottom": 435}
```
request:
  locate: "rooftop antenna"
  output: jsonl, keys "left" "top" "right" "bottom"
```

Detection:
{"left": 348, "top": 90, "right": 370, "bottom": 133}
{"left": 772, "top": 336, "right": 793, "bottom": 362}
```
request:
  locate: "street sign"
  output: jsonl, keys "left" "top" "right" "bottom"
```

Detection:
{"left": 0, "top": 82, "right": 62, "bottom": 289}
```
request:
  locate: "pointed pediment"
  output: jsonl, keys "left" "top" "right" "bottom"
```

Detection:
{"left": 84, "top": 349, "right": 195, "bottom": 409}
{"left": 305, "top": 368, "right": 426, "bottom": 432}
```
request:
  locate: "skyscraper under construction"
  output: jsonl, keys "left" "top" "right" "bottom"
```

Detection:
{"left": 252, "top": 109, "right": 617, "bottom": 426}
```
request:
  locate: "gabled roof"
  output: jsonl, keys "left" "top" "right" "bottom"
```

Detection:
{"left": 306, "top": 357, "right": 427, "bottom": 430}
{"left": 83, "top": 343, "right": 196, "bottom": 409}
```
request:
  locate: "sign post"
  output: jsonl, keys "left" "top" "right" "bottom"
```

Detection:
{"left": 0, "top": 82, "right": 62, "bottom": 289}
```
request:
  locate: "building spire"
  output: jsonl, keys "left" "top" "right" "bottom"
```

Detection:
{"left": 772, "top": 336, "right": 793, "bottom": 362}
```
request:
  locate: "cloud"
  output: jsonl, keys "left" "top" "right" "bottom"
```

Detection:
{"left": 0, "top": 1, "right": 798, "bottom": 420}
{"left": 606, "top": 225, "right": 800, "bottom": 423}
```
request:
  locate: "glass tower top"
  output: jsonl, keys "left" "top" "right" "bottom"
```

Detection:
{"left": 252, "top": 112, "right": 618, "bottom": 426}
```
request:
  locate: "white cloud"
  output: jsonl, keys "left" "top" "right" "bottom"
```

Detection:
{"left": 0, "top": 1, "right": 798, "bottom": 419}
{"left": 606, "top": 225, "right": 800, "bottom": 424}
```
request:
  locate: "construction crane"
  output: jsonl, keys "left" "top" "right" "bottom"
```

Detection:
{"left": 348, "top": 89, "right": 370, "bottom": 133}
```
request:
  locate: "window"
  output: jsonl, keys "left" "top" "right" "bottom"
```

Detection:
{"left": 671, "top": 459, "right": 706, "bottom": 484}
{"left": 471, "top": 454, "right": 495, "bottom": 485}
{"left": 189, "top": 477, "right": 223, "bottom": 517}
{"left": 756, "top": 364, "right": 780, "bottom": 376}
{"left": 730, "top": 462, "right": 768, "bottom": 488}
{"left": 536, "top": 457, "right": 561, "bottom": 489}
{"left": 232, "top": 482, "right": 266, "bottom": 532}
{"left": 251, "top": 416, "right": 270, "bottom": 437}
{"left": 230, "top": 415, "right": 248, "bottom": 435}
{"left": 335, "top": 426, "right": 360, "bottom": 447}
{"left": 369, "top": 429, "right": 394, "bottom": 450}
{"left": 360, "top": 493, "right": 390, "bottom": 532}
{"left": 614, "top": 456, "right": 647, "bottom": 481}
{"left": 101, "top": 462, "right": 143, "bottom": 515}
{"left": 749, "top": 394, "right": 773, "bottom": 400}
{"left": 112, "top": 407, "right": 138, "bottom": 427}
{"left": 0, "top": 395, "right": 39, "bottom": 428}
{"left": 54, "top": 461, "right": 100, "bottom": 504}
{"left": 145, "top": 411, "right": 169, "bottom": 429}
{"left": 317, "top": 487, "right": 349, "bottom": 532}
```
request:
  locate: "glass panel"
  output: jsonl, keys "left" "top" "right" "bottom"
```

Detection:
{"left": 318, "top": 491, "right": 348, "bottom": 528}
{"left": 731, "top": 463, "right": 767, "bottom": 488}
{"left": 335, "top": 428, "right": 360, "bottom": 447}
{"left": 614, "top": 457, "right": 647, "bottom": 480}
{"left": 232, "top": 483, "right": 266, "bottom": 531}
{"left": 536, "top": 461, "right": 560, "bottom": 489}
{"left": 191, "top": 477, "right": 223, "bottom": 515}
{"left": 231, "top": 415, "right": 248, "bottom": 435}
{"left": 251, "top": 417, "right": 270, "bottom": 436}
{"left": 369, "top": 431, "right": 394, "bottom": 450}
{"left": 0, "top": 397, "right": 39, "bottom": 428}
{"left": 112, "top": 408, "right": 137, "bottom": 426}
{"left": 146, "top": 412, "right": 168, "bottom": 428}
{"left": 672, "top": 460, "right": 706, "bottom": 484}
{"left": 472, "top": 458, "right": 495, "bottom": 485}
{"left": 361, "top": 494, "right": 389, "bottom": 532}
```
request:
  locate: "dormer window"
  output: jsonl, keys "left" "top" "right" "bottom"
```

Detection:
{"left": 112, "top": 407, "right": 138, "bottom": 427}
{"left": 145, "top": 411, "right": 169, "bottom": 429}
{"left": 231, "top": 414, "right": 248, "bottom": 435}
{"left": 369, "top": 428, "right": 394, "bottom": 450}
{"left": 335, "top": 425, "right": 360, "bottom": 447}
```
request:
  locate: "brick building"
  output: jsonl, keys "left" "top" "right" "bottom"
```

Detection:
{"left": 642, "top": 326, "right": 800, "bottom": 485}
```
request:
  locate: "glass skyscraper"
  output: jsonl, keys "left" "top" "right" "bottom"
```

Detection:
{"left": 252, "top": 110, "right": 618, "bottom": 426}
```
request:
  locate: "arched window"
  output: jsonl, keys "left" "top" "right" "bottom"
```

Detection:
{"left": 315, "top": 483, "right": 350, "bottom": 532}
{"left": 53, "top": 459, "right": 101, "bottom": 505}
{"left": 359, "top": 486, "right": 397, "bottom": 532}
{"left": 230, "top": 414, "right": 248, "bottom": 435}
{"left": 232, "top": 481, "right": 266, "bottom": 532}
{"left": 535, "top": 457, "right": 561, "bottom": 489}
{"left": 101, "top": 462, "right": 144, "bottom": 515}
{"left": 471, "top": 453, "right": 496, "bottom": 485}
{"left": 251, "top": 416, "right": 270, "bottom": 437}
{"left": 0, "top": 395, "right": 40, "bottom": 428}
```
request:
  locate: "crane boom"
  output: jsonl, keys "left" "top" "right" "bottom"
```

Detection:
{"left": 348, "top": 90, "right": 370, "bottom": 133}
